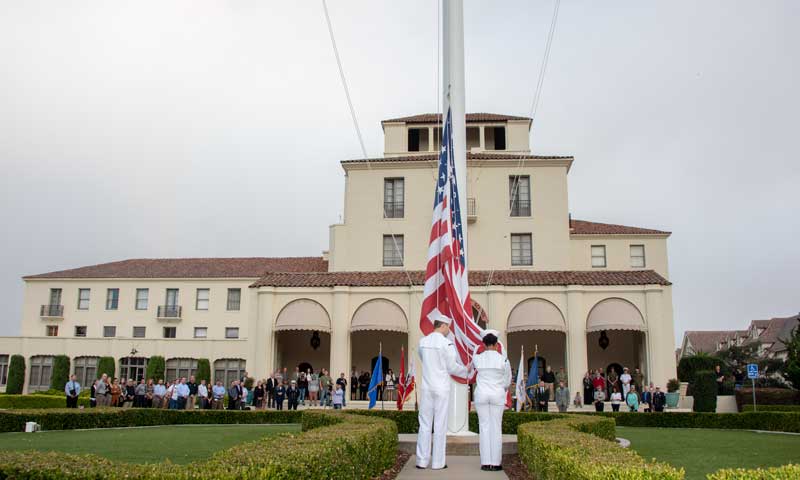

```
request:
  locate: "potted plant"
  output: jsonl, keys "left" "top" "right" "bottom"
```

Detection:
{"left": 666, "top": 378, "right": 681, "bottom": 408}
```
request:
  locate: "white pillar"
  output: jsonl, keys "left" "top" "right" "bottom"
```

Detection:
{"left": 257, "top": 288, "right": 275, "bottom": 377}
{"left": 331, "top": 287, "right": 350, "bottom": 378}
{"left": 566, "top": 287, "right": 588, "bottom": 394}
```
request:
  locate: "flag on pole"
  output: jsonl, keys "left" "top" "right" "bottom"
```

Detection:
{"left": 515, "top": 346, "right": 526, "bottom": 412}
{"left": 404, "top": 353, "right": 416, "bottom": 404}
{"left": 397, "top": 346, "right": 406, "bottom": 411}
{"left": 367, "top": 346, "right": 383, "bottom": 410}
{"left": 419, "top": 108, "right": 483, "bottom": 383}
{"left": 525, "top": 346, "right": 539, "bottom": 404}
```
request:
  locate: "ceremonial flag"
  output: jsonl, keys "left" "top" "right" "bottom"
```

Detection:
{"left": 419, "top": 108, "right": 483, "bottom": 383}
{"left": 404, "top": 353, "right": 416, "bottom": 404}
{"left": 525, "top": 347, "right": 539, "bottom": 403}
{"left": 515, "top": 346, "right": 526, "bottom": 412}
{"left": 396, "top": 346, "right": 406, "bottom": 410}
{"left": 367, "top": 347, "right": 383, "bottom": 410}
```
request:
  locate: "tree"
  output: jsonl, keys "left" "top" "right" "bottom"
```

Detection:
{"left": 50, "top": 355, "right": 71, "bottom": 390}
{"left": 678, "top": 353, "right": 722, "bottom": 383}
{"left": 146, "top": 356, "right": 165, "bottom": 381}
{"left": 6, "top": 355, "right": 25, "bottom": 394}
{"left": 97, "top": 357, "right": 115, "bottom": 378}
{"left": 196, "top": 359, "right": 211, "bottom": 384}
{"left": 783, "top": 325, "right": 800, "bottom": 389}
{"left": 715, "top": 342, "right": 760, "bottom": 369}
{"left": 692, "top": 370, "right": 718, "bottom": 412}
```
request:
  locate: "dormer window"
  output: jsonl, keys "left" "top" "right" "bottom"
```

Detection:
{"left": 485, "top": 126, "right": 506, "bottom": 150}
{"left": 408, "top": 128, "right": 430, "bottom": 152}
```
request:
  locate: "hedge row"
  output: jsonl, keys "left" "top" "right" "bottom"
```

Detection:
{"left": 0, "top": 395, "right": 90, "bottom": 410}
{"left": 517, "top": 414, "right": 684, "bottom": 479}
{"left": 707, "top": 465, "right": 800, "bottom": 479}
{"left": 735, "top": 388, "right": 800, "bottom": 410}
{"left": 0, "top": 410, "right": 397, "bottom": 479}
{"left": 349, "top": 409, "right": 560, "bottom": 434}
{"left": 741, "top": 405, "right": 800, "bottom": 413}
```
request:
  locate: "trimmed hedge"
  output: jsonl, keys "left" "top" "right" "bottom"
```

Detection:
{"left": 145, "top": 356, "right": 165, "bottom": 382}
{"left": 0, "top": 410, "right": 396, "bottom": 479}
{"left": 678, "top": 353, "right": 722, "bottom": 383}
{"left": 96, "top": 356, "right": 115, "bottom": 378}
{"left": 707, "top": 465, "right": 800, "bottom": 479}
{"left": 0, "top": 395, "right": 90, "bottom": 410}
{"left": 196, "top": 358, "right": 211, "bottom": 384}
{"left": 735, "top": 388, "right": 800, "bottom": 410}
{"left": 6, "top": 355, "right": 25, "bottom": 394}
{"left": 50, "top": 355, "right": 71, "bottom": 391}
{"left": 741, "top": 404, "right": 800, "bottom": 413}
{"left": 693, "top": 370, "right": 718, "bottom": 412}
{"left": 349, "top": 409, "right": 560, "bottom": 434}
{"left": 517, "top": 414, "right": 684, "bottom": 479}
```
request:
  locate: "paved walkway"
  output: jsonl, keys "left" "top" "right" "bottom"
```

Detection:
{"left": 397, "top": 455, "right": 508, "bottom": 479}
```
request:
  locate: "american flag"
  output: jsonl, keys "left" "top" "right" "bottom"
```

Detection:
{"left": 419, "top": 108, "right": 483, "bottom": 383}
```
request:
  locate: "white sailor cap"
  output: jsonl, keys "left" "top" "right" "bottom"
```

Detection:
{"left": 429, "top": 311, "right": 452, "bottom": 325}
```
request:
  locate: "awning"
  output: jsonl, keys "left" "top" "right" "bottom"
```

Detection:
{"left": 586, "top": 298, "right": 645, "bottom": 332}
{"left": 351, "top": 299, "right": 408, "bottom": 333}
{"left": 507, "top": 298, "right": 566, "bottom": 333}
{"left": 275, "top": 299, "right": 331, "bottom": 332}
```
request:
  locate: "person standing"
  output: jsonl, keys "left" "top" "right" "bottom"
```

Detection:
{"left": 227, "top": 380, "right": 240, "bottom": 410}
{"left": 582, "top": 372, "right": 593, "bottom": 406}
{"left": 415, "top": 318, "right": 468, "bottom": 470}
{"left": 593, "top": 386, "right": 606, "bottom": 412}
{"left": 90, "top": 379, "right": 98, "bottom": 408}
{"left": 652, "top": 386, "right": 666, "bottom": 412}
{"left": 350, "top": 370, "right": 358, "bottom": 401}
{"left": 358, "top": 371, "right": 370, "bottom": 401}
{"left": 319, "top": 369, "right": 332, "bottom": 407}
{"left": 176, "top": 378, "right": 190, "bottom": 410}
{"left": 265, "top": 374, "right": 276, "bottom": 409}
{"left": 610, "top": 386, "right": 622, "bottom": 412}
{"left": 186, "top": 375, "right": 198, "bottom": 410}
{"left": 332, "top": 383, "right": 344, "bottom": 410}
{"left": 591, "top": 370, "right": 605, "bottom": 399}
{"left": 384, "top": 369, "right": 396, "bottom": 402}
{"left": 134, "top": 379, "right": 146, "bottom": 408}
{"left": 633, "top": 367, "right": 645, "bottom": 394}
{"left": 715, "top": 365, "right": 725, "bottom": 395}
{"left": 198, "top": 380, "right": 209, "bottom": 410}
{"left": 65, "top": 375, "right": 80, "bottom": 408}
{"left": 287, "top": 380, "right": 300, "bottom": 410}
{"left": 472, "top": 330, "right": 511, "bottom": 472}
{"left": 110, "top": 378, "right": 121, "bottom": 407}
{"left": 641, "top": 387, "right": 653, "bottom": 413}
{"left": 153, "top": 380, "right": 166, "bottom": 409}
{"left": 555, "top": 381, "right": 570, "bottom": 413}
{"left": 534, "top": 381, "right": 549, "bottom": 412}
{"left": 620, "top": 367, "right": 632, "bottom": 398}
{"left": 253, "top": 380, "right": 265, "bottom": 409}
{"left": 336, "top": 373, "right": 348, "bottom": 408}
{"left": 626, "top": 385, "right": 640, "bottom": 412}
{"left": 556, "top": 367, "right": 568, "bottom": 388}
{"left": 607, "top": 369, "right": 620, "bottom": 398}
{"left": 542, "top": 366, "right": 556, "bottom": 401}
{"left": 212, "top": 381, "right": 226, "bottom": 410}
{"left": 96, "top": 374, "right": 109, "bottom": 407}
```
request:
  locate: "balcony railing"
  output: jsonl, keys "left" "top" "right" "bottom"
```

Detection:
{"left": 383, "top": 202, "right": 405, "bottom": 219}
{"left": 510, "top": 199, "right": 531, "bottom": 217}
{"left": 467, "top": 197, "right": 477, "bottom": 223}
{"left": 40, "top": 304, "right": 64, "bottom": 318}
{"left": 157, "top": 305, "right": 182, "bottom": 319}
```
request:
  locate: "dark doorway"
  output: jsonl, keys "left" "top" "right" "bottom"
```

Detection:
{"left": 298, "top": 362, "right": 313, "bottom": 374}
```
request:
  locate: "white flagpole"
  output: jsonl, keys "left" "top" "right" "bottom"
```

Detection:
{"left": 443, "top": 0, "right": 472, "bottom": 436}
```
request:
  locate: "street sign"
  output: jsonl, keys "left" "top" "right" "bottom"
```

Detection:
{"left": 747, "top": 363, "right": 758, "bottom": 379}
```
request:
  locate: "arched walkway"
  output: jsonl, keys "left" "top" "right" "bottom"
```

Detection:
{"left": 586, "top": 298, "right": 648, "bottom": 380}
{"left": 274, "top": 299, "right": 332, "bottom": 373}
{"left": 349, "top": 299, "right": 408, "bottom": 389}
{"left": 506, "top": 298, "right": 567, "bottom": 383}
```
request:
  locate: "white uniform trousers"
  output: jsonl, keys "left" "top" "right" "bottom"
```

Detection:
{"left": 416, "top": 389, "right": 449, "bottom": 469}
{"left": 475, "top": 402, "right": 504, "bottom": 467}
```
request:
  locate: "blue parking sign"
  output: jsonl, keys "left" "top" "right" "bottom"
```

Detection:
{"left": 747, "top": 363, "right": 758, "bottom": 379}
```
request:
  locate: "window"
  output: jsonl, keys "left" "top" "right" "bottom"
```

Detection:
{"left": 485, "top": 126, "right": 506, "bottom": 150}
{"left": 225, "top": 327, "right": 239, "bottom": 339}
{"left": 408, "top": 128, "right": 421, "bottom": 151}
{"left": 46, "top": 325, "right": 58, "bottom": 337}
{"left": 383, "top": 178, "right": 405, "bottom": 218}
{"left": 226, "top": 289, "right": 241, "bottom": 311}
{"left": 591, "top": 245, "right": 607, "bottom": 268}
{"left": 106, "top": 288, "right": 119, "bottom": 310}
{"left": 196, "top": 288, "right": 209, "bottom": 310}
{"left": 382, "top": 235, "right": 404, "bottom": 266}
{"left": 509, "top": 176, "right": 531, "bottom": 216}
{"left": 630, "top": 245, "right": 646, "bottom": 268}
{"left": 132, "top": 326, "right": 146, "bottom": 338}
{"left": 119, "top": 357, "right": 147, "bottom": 382}
{"left": 194, "top": 327, "right": 208, "bottom": 338}
{"left": 103, "top": 326, "right": 116, "bottom": 338}
{"left": 165, "top": 289, "right": 179, "bottom": 306}
{"left": 28, "top": 355, "right": 54, "bottom": 392}
{"left": 511, "top": 234, "right": 533, "bottom": 266}
{"left": 49, "top": 288, "right": 62, "bottom": 306}
{"left": 73, "top": 356, "right": 98, "bottom": 387}
{"left": 163, "top": 327, "right": 177, "bottom": 339}
{"left": 135, "top": 289, "right": 149, "bottom": 310}
{"left": 74, "top": 326, "right": 87, "bottom": 337}
{"left": 214, "top": 358, "right": 245, "bottom": 387}
{"left": 466, "top": 126, "right": 480, "bottom": 150}
{"left": 77, "top": 288, "right": 90, "bottom": 310}
{"left": 166, "top": 358, "right": 198, "bottom": 381}
{"left": 0, "top": 355, "right": 9, "bottom": 386}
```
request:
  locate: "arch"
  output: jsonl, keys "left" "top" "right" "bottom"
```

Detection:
{"left": 507, "top": 298, "right": 566, "bottom": 333}
{"left": 586, "top": 298, "right": 645, "bottom": 332}
{"left": 275, "top": 299, "right": 331, "bottom": 332}
{"left": 351, "top": 298, "right": 408, "bottom": 333}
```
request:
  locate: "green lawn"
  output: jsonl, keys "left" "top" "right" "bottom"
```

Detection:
{"left": 0, "top": 424, "right": 301, "bottom": 464}
{"left": 618, "top": 426, "right": 800, "bottom": 479}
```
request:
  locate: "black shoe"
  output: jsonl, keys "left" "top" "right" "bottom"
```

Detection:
{"left": 415, "top": 465, "right": 426, "bottom": 469}
{"left": 432, "top": 465, "right": 448, "bottom": 470}
{"left": 481, "top": 465, "right": 491, "bottom": 471}
{"left": 491, "top": 465, "right": 503, "bottom": 471}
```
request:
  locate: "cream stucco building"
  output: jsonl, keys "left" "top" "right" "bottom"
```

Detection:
{"left": 0, "top": 112, "right": 677, "bottom": 396}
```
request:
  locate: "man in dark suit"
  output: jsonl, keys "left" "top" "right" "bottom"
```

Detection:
{"left": 287, "top": 380, "right": 300, "bottom": 410}
{"left": 534, "top": 381, "right": 549, "bottom": 412}
{"left": 227, "top": 380, "right": 240, "bottom": 410}
{"left": 358, "top": 372, "right": 370, "bottom": 401}
{"left": 641, "top": 387, "right": 653, "bottom": 413}
{"left": 652, "top": 387, "right": 666, "bottom": 412}
{"left": 265, "top": 375, "right": 276, "bottom": 409}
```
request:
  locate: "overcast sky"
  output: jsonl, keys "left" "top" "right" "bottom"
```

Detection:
{"left": 1, "top": 1, "right": 797, "bottom": 343}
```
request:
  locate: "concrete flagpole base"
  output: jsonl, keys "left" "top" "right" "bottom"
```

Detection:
{"left": 447, "top": 380, "right": 475, "bottom": 435}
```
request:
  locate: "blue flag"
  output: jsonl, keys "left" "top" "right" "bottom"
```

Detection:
{"left": 367, "top": 352, "right": 383, "bottom": 409}
{"left": 526, "top": 350, "right": 539, "bottom": 392}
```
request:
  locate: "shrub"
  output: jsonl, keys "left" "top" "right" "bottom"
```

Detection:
{"left": 707, "top": 464, "right": 800, "bottom": 479}
{"left": 50, "top": 355, "right": 71, "bottom": 391}
{"left": 692, "top": 370, "right": 718, "bottom": 412}
{"left": 97, "top": 356, "right": 115, "bottom": 378}
{"left": 6, "top": 355, "right": 25, "bottom": 394}
{"left": 741, "top": 404, "right": 800, "bottom": 413}
{"left": 735, "top": 388, "right": 800, "bottom": 410}
{"left": 517, "top": 414, "right": 683, "bottom": 479}
{"left": 196, "top": 358, "right": 210, "bottom": 384}
{"left": 0, "top": 411, "right": 396, "bottom": 480}
{"left": 0, "top": 395, "right": 90, "bottom": 410}
{"left": 678, "top": 353, "right": 722, "bottom": 383}
{"left": 349, "top": 409, "right": 559, "bottom": 434}
{"left": 145, "top": 356, "right": 165, "bottom": 381}
{"left": 597, "top": 411, "right": 800, "bottom": 433}
{"left": 667, "top": 378, "right": 680, "bottom": 393}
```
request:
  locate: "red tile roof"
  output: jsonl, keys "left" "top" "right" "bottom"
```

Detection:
{"left": 570, "top": 219, "right": 671, "bottom": 236}
{"left": 24, "top": 257, "right": 329, "bottom": 279}
{"left": 342, "top": 152, "right": 573, "bottom": 164}
{"left": 383, "top": 113, "right": 532, "bottom": 124}
{"left": 683, "top": 331, "right": 733, "bottom": 354}
{"left": 250, "top": 269, "right": 669, "bottom": 288}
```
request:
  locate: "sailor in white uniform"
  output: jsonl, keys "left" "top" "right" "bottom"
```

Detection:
{"left": 473, "top": 329, "right": 512, "bottom": 471}
{"left": 416, "top": 316, "right": 468, "bottom": 470}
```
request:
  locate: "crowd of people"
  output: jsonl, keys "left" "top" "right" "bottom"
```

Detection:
{"left": 350, "top": 368, "right": 398, "bottom": 402}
